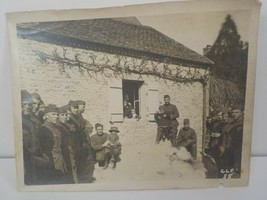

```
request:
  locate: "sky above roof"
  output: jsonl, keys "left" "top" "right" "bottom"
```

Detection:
{"left": 137, "top": 9, "right": 251, "bottom": 54}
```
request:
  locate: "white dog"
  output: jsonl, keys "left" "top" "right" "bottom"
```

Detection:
{"left": 168, "top": 146, "right": 193, "bottom": 162}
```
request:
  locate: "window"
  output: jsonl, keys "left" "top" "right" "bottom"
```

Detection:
{"left": 122, "top": 80, "right": 143, "bottom": 119}
{"left": 109, "top": 79, "right": 158, "bottom": 122}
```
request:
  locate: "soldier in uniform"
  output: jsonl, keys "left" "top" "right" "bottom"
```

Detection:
{"left": 221, "top": 105, "right": 244, "bottom": 178}
{"left": 75, "top": 100, "right": 96, "bottom": 183}
{"left": 67, "top": 100, "right": 81, "bottom": 171}
{"left": 38, "top": 104, "right": 67, "bottom": 184}
{"left": 91, "top": 123, "right": 111, "bottom": 168}
{"left": 21, "top": 90, "right": 49, "bottom": 185}
{"left": 56, "top": 105, "right": 78, "bottom": 183}
{"left": 21, "top": 90, "right": 37, "bottom": 185}
{"left": 176, "top": 118, "right": 197, "bottom": 160}
{"left": 37, "top": 99, "right": 45, "bottom": 123}
{"left": 31, "top": 92, "right": 44, "bottom": 125}
{"left": 159, "top": 95, "right": 179, "bottom": 147}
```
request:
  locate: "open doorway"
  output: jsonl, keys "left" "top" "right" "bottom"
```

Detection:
{"left": 122, "top": 79, "right": 143, "bottom": 119}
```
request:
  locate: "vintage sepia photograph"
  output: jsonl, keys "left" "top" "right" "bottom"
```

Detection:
{"left": 7, "top": 0, "right": 261, "bottom": 191}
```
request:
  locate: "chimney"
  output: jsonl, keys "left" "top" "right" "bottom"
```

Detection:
{"left": 203, "top": 45, "right": 212, "bottom": 56}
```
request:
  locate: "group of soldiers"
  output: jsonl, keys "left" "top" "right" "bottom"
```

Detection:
{"left": 21, "top": 88, "right": 244, "bottom": 184}
{"left": 21, "top": 90, "right": 121, "bottom": 185}
{"left": 205, "top": 105, "right": 244, "bottom": 178}
{"left": 154, "top": 95, "right": 244, "bottom": 179}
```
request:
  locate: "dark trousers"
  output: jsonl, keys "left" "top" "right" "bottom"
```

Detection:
{"left": 170, "top": 121, "right": 178, "bottom": 147}
{"left": 156, "top": 126, "right": 170, "bottom": 142}
{"left": 77, "top": 151, "right": 95, "bottom": 183}
{"left": 186, "top": 143, "right": 197, "bottom": 160}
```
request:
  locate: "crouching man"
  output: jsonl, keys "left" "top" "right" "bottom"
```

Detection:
{"left": 176, "top": 118, "right": 197, "bottom": 160}
{"left": 91, "top": 123, "right": 111, "bottom": 169}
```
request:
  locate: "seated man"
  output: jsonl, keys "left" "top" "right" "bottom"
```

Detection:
{"left": 176, "top": 118, "right": 197, "bottom": 160}
{"left": 154, "top": 106, "right": 171, "bottom": 144}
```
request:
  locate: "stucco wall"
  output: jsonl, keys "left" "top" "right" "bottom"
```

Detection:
{"left": 17, "top": 38, "right": 207, "bottom": 157}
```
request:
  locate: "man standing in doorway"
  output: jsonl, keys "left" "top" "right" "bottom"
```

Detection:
{"left": 159, "top": 95, "right": 179, "bottom": 147}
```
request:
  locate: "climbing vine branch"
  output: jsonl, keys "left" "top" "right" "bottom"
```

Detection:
{"left": 33, "top": 48, "right": 211, "bottom": 84}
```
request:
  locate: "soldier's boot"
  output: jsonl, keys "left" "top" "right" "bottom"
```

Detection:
{"left": 103, "top": 159, "right": 109, "bottom": 170}
{"left": 162, "top": 135, "right": 166, "bottom": 142}
{"left": 112, "top": 161, "right": 116, "bottom": 169}
{"left": 171, "top": 137, "right": 177, "bottom": 147}
{"left": 109, "top": 155, "right": 116, "bottom": 169}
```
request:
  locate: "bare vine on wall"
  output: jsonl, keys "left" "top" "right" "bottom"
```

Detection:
{"left": 33, "top": 48, "right": 210, "bottom": 84}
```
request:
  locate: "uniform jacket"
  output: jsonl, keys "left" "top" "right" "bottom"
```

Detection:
{"left": 22, "top": 114, "right": 38, "bottom": 185}
{"left": 224, "top": 117, "right": 243, "bottom": 169}
{"left": 91, "top": 133, "right": 109, "bottom": 151}
{"left": 91, "top": 132, "right": 109, "bottom": 161}
{"left": 177, "top": 127, "right": 197, "bottom": 147}
{"left": 56, "top": 122, "right": 74, "bottom": 172}
{"left": 38, "top": 121, "right": 67, "bottom": 173}
{"left": 154, "top": 112, "right": 171, "bottom": 127}
{"left": 159, "top": 103, "right": 179, "bottom": 126}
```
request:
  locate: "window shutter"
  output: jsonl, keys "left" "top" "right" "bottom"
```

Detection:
{"left": 109, "top": 80, "right": 123, "bottom": 123}
{"left": 147, "top": 88, "right": 159, "bottom": 122}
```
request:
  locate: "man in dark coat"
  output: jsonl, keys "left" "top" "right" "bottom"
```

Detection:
{"left": 56, "top": 105, "right": 78, "bottom": 183}
{"left": 208, "top": 111, "right": 230, "bottom": 177}
{"left": 21, "top": 90, "right": 49, "bottom": 185}
{"left": 75, "top": 100, "right": 96, "bottom": 183}
{"left": 176, "top": 118, "right": 197, "bottom": 160}
{"left": 67, "top": 100, "right": 82, "bottom": 169}
{"left": 159, "top": 95, "right": 179, "bottom": 147}
{"left": 221, "top": 105, "right": 244, "bottom": 178}
{"left": 31, "top": 92, "right": 44, "bottom": 125}
{"left": 38, "top": 104, "right": 66, "bottom": 184}
{"left": 21, "top": 90, "right": 37, "bottom": 185}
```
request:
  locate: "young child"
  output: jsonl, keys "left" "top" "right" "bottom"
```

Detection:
{"left": 104, "top": 126, "right": 122, "bottom": 169}
{"left": 154, "top": 106, "right": 171, "bottom": 144}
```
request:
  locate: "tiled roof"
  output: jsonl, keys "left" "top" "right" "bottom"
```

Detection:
{"left": 17, "top": 18, "right": 213, "bottom": 67}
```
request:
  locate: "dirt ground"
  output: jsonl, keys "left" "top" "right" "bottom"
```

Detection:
{"left": 93, "top": 132, "right": 206, "bottom": 184}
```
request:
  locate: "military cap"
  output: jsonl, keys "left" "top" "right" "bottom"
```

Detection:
{"left": 68, "top": 100, "right": 78, "bottom": 108}
{"left": 164, "top": 94, "right": 170, "bottom": 99}
{"left": 183, "top": 118, "right": 190, "bottom": 124}
{"left": 31, "top": 92, "right": 41, "bottom": 100}
{"left": 76, "top": 100, "right": 86, "bottom": 106}
{"left": 95, "top": 123, "right": 103, "bottom": 129}
{"left": 44, "top": 104, "right": 59, "bottom": 114}
{"left": 21, "top": 90, "right": 33, "bottom": 103}
{"left": 59, "top": 105, "right": 68, "bottom": 114}
{"left": 65, "top": 105, "right": 71, "bottom": 112}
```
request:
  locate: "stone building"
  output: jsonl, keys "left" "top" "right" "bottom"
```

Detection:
{"left": 17, "top": 17, "right": 213, "bottom": 156}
